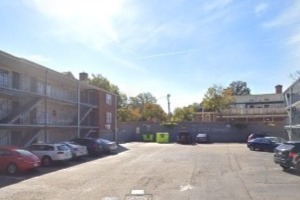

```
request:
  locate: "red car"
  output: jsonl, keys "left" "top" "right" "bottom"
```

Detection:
{"left": 0, "top": 147, "right": 40, "bottom": 175}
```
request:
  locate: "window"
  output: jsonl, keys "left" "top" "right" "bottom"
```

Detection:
{"left": 264, "top": 105, "right": 269, "bottom": 108}
{"left": 106, "top": 112, "right": 112, "bottom": 123}
{"left": 106, "top": 94, "right": 112, "bottom": 105}
{"left": 0, "top": 68, "right": 9, "bottom": 87}
{"left": 52, "top": 110, "right": 56, "bottom": 117}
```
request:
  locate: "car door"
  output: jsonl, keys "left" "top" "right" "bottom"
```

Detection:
{"left": 0, "top": 149, "right": 13, "bottom": 171}
{"left": 253, "top": 138, "right": 264, "bottom": 150}
{"left": 260, "top": 139, "right": 272, "bottom": 151}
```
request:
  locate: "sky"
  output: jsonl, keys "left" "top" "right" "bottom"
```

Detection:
{"left": 0, "top": 0, "right": 299, "bottom": 112}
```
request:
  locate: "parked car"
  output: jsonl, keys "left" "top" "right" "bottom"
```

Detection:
{"left": 0, "top": 147, "right": 40, "bottom": 174}
{"left": 61, "top": 142, "right": 88, "bottom": 159}
{"left": 274, "top": 141, "right": 300, "bottom": 171}
{"left": 26, "top": 143, "right": 72, "bottom": 167}
{"left": 265, "top": 136, "right": 287, "bottom": 143}
{"left": 247, "top": 137, "right": 282, "bottom": 152}
{"left": 177, "top": 131, "right": 193, "bottom": 144}
{"left": 196, "top": 133, "right": 210, "bottom": 143}
{"left": 71, "top": 138, "right": 104, "bottom": 156}
{"left": 247, "top": 133, "right": 269, "bottom": 142}
{"left": 98, "top": 139, "right": 118, "bottom": 154}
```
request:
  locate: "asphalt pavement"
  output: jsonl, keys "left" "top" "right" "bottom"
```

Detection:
{"left": 0, "top": 143, "right": 299, "bottom": 200}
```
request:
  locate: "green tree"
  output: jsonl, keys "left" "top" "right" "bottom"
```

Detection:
{"left": 129, "top": 92, "right": 157, "bottom": 108}
{"left": 88, "top": 74, "right": 126, "bottom": 108}
{"left": 89, "top": 74, "right": 111, "bottom": 91}
{"left": 172, "top": 106, "right": 194, "bottom": 122}
{"left": 202, "top": 84, "right": 234, "bottom": 114}
{"left": 227, "top": 81, "right": 251, "bottom": 95}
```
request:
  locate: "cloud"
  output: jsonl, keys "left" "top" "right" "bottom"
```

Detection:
{"left": 27, "top": 0, "right": 125, "bottom": 42}
{"left": 254, "top": 2, "right": 268, "bottom": 16}
{"left": 201, "top": 0, "right": 233, "bottom": 13}
{"left": 137, "top": 49, "right": 196, "bottom": 60}
{"left": 263, "top": 1, "right": 300, "bottom": 28}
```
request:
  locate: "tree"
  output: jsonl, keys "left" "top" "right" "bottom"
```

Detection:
{"left": 290, "top": 70, "right": 300, "bottom": 80}
{"left": 88, "top": 74, "right": 127, "bottom": 108}
{"left": 129, "top": 92, "right": 157, "bottom": 108}
{"left": 172, "top": 106, "right": 194, "bottom": 122}
{"left": 89, "top": 74, "right": 111, "bottom": 91}
{"left": 202, "top": 84, "right": 234, "bottom": 114}
{"left": 141, "top": 103, "right": 167, "bottom": 122}
{"left": 118, "top": 107, "right": 141, "bottom": 122}
{"left": 227, "top": 81, "right": 251, "bottom": 95}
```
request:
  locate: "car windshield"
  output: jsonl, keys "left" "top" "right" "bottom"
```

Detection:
{"left": 265, "top": 137, "right": 280, "bottom": 143}
{"left": 98, "top": 139, "right": 111, "bottom": 144}
{"left": 57, "top": 145, "right": 70, "bottom": 151}
{"left": 197, "top": 134, "right": 207, "bottom": 137}
{"left": 277, "top": 143, "right": 295, "bottom": 151}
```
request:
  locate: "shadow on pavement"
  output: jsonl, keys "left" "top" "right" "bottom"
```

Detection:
{"left": 0, "top": 144, "right": 129, "bottom": 189}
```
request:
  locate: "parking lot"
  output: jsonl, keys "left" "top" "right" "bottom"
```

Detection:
{"left": 0, "top": 143, "right": 299, "bottom": 200}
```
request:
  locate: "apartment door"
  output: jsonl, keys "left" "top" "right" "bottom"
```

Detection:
{"left": 12, "top": 71, "right": 20, "bottom": 89}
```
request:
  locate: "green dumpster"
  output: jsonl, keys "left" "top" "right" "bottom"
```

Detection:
{"left": 143, "top": 133, "right": 154, "bottom": 142}
{"left": 156, "top": 132, "right": 169, "bottom": 143}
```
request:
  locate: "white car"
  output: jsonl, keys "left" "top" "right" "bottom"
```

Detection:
{"left": 26, "top": 143, "right": 72, "bottom": 166}
{"left": 61, "top": 142, "right": 88, "bottom": 159}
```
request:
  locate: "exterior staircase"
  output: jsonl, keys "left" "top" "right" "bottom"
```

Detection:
{"left": 0, "top": 97, "right": 41, "bottom": 124}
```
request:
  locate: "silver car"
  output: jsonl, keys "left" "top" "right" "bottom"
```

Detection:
{"left": 62, "top": 142, "right": 88, "bottom": 159}
{"left": 98, "top": 139, "right": 118, "bottom": 154}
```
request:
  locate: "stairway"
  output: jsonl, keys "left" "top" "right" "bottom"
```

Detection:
{"left": 0, "top": 97, "right": 40, "bottom": 124}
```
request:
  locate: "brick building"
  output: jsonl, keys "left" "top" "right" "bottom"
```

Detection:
{"left": 0, "top": 50, "right": 117, "bottom": 147}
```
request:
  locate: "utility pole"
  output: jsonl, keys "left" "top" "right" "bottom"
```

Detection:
{"left": 167, "top": 94, "right": 171, "bottom": 121}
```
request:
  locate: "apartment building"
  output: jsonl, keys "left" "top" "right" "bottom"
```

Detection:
{"left": 0, "top": 50, "right": 117, "bottom": 147}
{"left": 194, "top": 85, "right": 288, "bottom": 124}
{"left": 283, "top": 78, "right": 300, "bottom": 141}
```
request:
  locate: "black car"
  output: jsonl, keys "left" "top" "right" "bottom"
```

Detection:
{"left": 71, "top": 138, "right": 104, "bottom": 156}
{"left": 247, "top": 133, "right": 269, "bottom": 142}
{"left": 195, "top": 133, "right": 210, "bottom": 143}
{"left": 274, "top": 141, "right": 300, "bottom": 171}
{"left": 177, "top": 131, "right": 193, "bottom": 144}
{"left": 247, "top": 137, "right": 281, "bottom": 152}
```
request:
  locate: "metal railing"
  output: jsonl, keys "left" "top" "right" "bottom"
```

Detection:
{"left": 0, "top": 73, "right": 98, "bottom": 106}
{"left": 221, "top": 107, "right": 287, "bottom": 116}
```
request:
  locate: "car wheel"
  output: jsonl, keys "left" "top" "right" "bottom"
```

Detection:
{"left": 7, "top": 163, "right": 18, "bottom": 175}
{"left": 41, "top": 156, "right": 52, "bottom": 167}
{"left": 249, "top": 146, "right": 255, "bottom": 151}
{"left": 280, "top": 164, "right": 290, "bottom": 171}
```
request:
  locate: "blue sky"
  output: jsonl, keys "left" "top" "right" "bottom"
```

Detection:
{"left": 0, "top": 0, "right": 299, "bottom": 112}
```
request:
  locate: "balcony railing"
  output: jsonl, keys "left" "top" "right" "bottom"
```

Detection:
{"left": 0, "top": 72, "right": 98, "bottom": 106}
{"left": 221, "top": 107, "right": 287, "bottom": 116}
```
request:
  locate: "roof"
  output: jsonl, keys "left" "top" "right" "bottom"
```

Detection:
{"left": 62, "top": 71, "right": 76, "bottom": 79}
